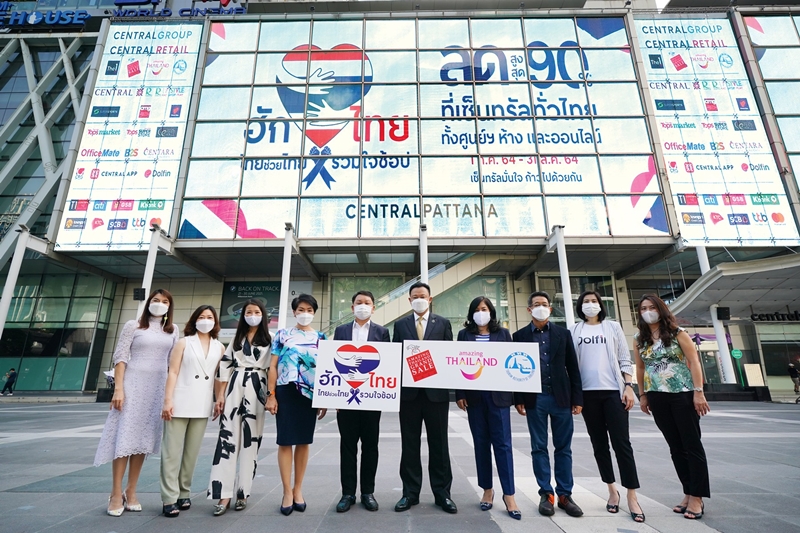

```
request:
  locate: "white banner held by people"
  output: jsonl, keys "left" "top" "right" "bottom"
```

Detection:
{"left": 401, "top": 341, "right": 541, "bottom": 393}
{"left": 312, "top": 340, "right": 401, "bottom": 411}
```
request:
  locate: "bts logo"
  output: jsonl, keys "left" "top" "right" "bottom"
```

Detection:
{"left": 106, "top": 61, "right": 120, "bottom": 76}
{"left": 169, "top": 105, "right": 182, "bottom": 118}
{"left": 649, "top": 54, "right": 664, "bottom": 69}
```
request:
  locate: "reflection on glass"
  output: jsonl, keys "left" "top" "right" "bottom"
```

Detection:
{"left": 421, "top": 84, "right": 474, "bottom": 118}
{"left": 471, "top": 19, "right": 524, "bottom": 48}
{"left": 178, "top": 200, "right": 237, "bottom": 239}
{"left": 198, "top": 87, "right": 251, "bottom": 120}
{"left": 479, "top": 155, "right": 541, "bottom": 195}
{"left": 539, "top": 155, "right": 602, "bottom": 194}
{"left": 575, "top": 18, "right": 629, "bottom": 47}
{"left": 203, "top": 54, "right": 255, "bottom": 85}
{"left": 421, "top": 119, "right": 477, "bottom": 155}
{"left": 209, "top": 22, "right": 259, "bottom": 52}
{"left": 366, "top": 20, "right": 416, "bottom": 50}
{"left": 546, "top": 195, "right": 609, "bottom": 235}
{"left": 421, "top": 157, "right": 478, "bottom": 195}
{"left": 594, "top": 118, "right": 651, "bottom": 153}
{"left": 242, "top": 158, "right": 301, "bottom": 197}
{"left": 259, "top": 21, "right": 311, "bottom": 51}
{"left": 238, "top": 199, "right": 298, "bottom": 239}
{"left": 312, "top": 20, "right": 363, "bottom": 49}
{"left": 192, "top": 122, "right": 247, "bottom": 158}
{"left": 245, "top": 121, "right": 304, "bottom": 157}
{"left": 587, "top": 83, "right": 642, "bottom": 115}
{"left": 359, "top": 197, "right": 420, "bottom": 238}
{"left": 423, "top": 196, "right": 483, "bottom": 236}
{"left": 298, "top": 197, "right": 358, "bottom": 238}
{"left": 484, "top": 196, "right": 546, "bottom": 236}
{"left": 532, "top": 83, "right": 589, "bottom": 117}
{"left": 362, "top": 157, "right": 420, "bottom": 195}
{"left": 535, "top": 117, "right": 597, "bottom": 154}
{"left": 186, "top": 160, "right": 242, "bottom": 197}
{"left": 419, "top": 19, "right": 469, "bottom": 49}
{"left": 367, "top": 52, "right": 418, "bottom": 83}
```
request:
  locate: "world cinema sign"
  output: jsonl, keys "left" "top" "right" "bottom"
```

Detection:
{"left": 111, "top": 0, "right": 245, "bottom": 18}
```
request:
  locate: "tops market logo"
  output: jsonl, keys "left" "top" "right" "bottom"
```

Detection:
{"left": 0, "top": 1, "right": 90, "bottom": 30}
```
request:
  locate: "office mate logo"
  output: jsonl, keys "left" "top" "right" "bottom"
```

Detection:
{"left": 505, "top": 351, "right": 535, "bottom": 382}
{"left": 105, "top": 61, "right": 120, "bottom": 76}
{"left": 91, "top": 106, "right": 120, "bottom": 118}
{"left": 681, "top": 213, "right": 705, "bottom": 224}
{"left": 169, "top": 105, "right": 182, "bottom": 118}
{"left": 737, "top": 98, "right": 750, "bottom": 111}
{"left": 649, "top": 54, "right": 664, "bottom": 69}
{"left": 156, "top": 126, "right": 178, "bottom": 138}
{"left": 732, "top": 120, "right": 756, "bottom": 131}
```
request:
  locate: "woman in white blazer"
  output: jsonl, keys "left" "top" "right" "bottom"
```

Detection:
{"left": 570, "top": 291, "right": 644, "bottom": 524}
{"left": 160, "top": 305, "right": 225, "bottom": 517}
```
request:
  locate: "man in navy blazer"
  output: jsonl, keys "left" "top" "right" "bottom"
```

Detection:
{"left": 513, "top": 291, "right": 584, "bottom": 518}
{"left": 392, "top": 282, "right": 457, "bottom": 514}
{"left": 333, "top": 291, "right": 391, "bottom": 513}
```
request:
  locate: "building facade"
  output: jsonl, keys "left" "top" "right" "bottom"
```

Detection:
{"left": 1, "top": 0, "right": 799, "bottom": 396}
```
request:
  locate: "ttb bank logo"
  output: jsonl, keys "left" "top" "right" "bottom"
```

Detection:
{"left": 504, "top": 352, "right": 535, "bottom": 382}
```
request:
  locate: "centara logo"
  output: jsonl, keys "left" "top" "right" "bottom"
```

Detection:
{"left": 0, "top": 2, "right": 91, "bottom": 28}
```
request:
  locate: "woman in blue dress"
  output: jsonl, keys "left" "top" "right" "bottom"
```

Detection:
{"left": 266, "top": 294, "right": 327, "bottom": 516}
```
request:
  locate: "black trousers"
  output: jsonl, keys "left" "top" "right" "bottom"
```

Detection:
{"left": 1, "top": 381, "right": 13, "bottom": 394}
{"left": 581, "top": 390, "right": 640, "bottom": 489}
{"left": 647, "top": 391, "right": 710, "bottom": 498}
{"left": 398, "top": 394, "right": 452, "bottom": 501}
{"left": 337, "top": 409, "right": 382, "bottom": 495}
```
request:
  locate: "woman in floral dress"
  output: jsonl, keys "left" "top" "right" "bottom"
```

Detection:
{"left": 634, "top": 294, "right": 711, "bottom": 521}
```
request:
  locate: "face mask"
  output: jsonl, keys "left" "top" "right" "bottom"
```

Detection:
{"left": 295, "top": 312, "right": 314, "bottom": 326}
{"left": 641, "top": 310, "right": 660, "bottom": 324}
{"left": 582, "top": 303, "right": 602, "bottom": 318}
{"left": 473, "top": 311, "right": 491, "bottom": 327}
{"left": 411, "top": 298, "right": 429, "bottom": 314}
{"left": 149, "top": 302, "right": 168, "bottom": 317}
{"left": 531, "top": 306, "right": 551, "bottom": 321}
{"left": 353, "top": 304, "right": 372, "bottom": 321}
{"left": 195, "top": 319, "right": 215, "bottom": 333}
{"left": 244, "top": 315, "right": 262, "bottom": 327}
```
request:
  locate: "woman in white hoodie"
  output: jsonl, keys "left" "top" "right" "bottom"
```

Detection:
{"left": 570, "top": 290, "right": 644, "bottom": 523}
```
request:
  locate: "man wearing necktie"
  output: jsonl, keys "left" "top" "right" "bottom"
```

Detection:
{"left": 392, "top": 282, "right": 456, "bottom": 514}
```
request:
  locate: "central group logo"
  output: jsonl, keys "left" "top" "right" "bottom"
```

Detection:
{"left": 504, "top": 351, "right": 535, "bottom": 382}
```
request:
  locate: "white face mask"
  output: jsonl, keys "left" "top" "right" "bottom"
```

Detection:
{"left": 353, "top": 304, "right": 372, "bottom": 321}
{"left": 641, "top": 310, "right": 660, "bottom": 324}
{"left": 195, "top": 319, "right": 215, "bottom": 333}
{"left": 244, "top": 315, "right": 262, "bottom": 327}
{"left": 531, "top": 306, "right": 551, "bottom": 321}
{"left": 149, "top": 302, "right": 168, "bottom": 317}
{"left": 582, "top": 302, "right": 602, "bottom": 318}
{"left": 473, "top": 311, "right": 491, "bottom": 327}
{"left": 295, "top": 312, "right": 314, "bottom": 326}
{"left": 411, "top": 298, "right": 429, "bottom": 314}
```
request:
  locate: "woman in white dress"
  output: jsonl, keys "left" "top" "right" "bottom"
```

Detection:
{"left": 160, "top": 305, "right": 225, "bottom": 517}
{"left": 208, "top": 299, "right": 271, "bottom": 516}
{"left": 94, "top": 289, "right": 178, "bottom": 516}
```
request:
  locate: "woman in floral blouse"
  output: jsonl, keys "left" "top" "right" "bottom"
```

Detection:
{"left": 633, "top": 294, "right": 710, "bottom": 521}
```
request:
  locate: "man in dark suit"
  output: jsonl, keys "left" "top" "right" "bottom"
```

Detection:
{"left": 333, "top": 290, "right": 391, "bottom": 513}
{"left": 513, "top": 291, "right": 584, "bottom": 518}
{"left": 392, "top": 282, "right": 457, "bottom": 514}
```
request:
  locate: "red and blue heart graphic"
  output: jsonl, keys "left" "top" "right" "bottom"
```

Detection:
{"left": 333, "top": 344, "right": 381, "bottom": 404}
{"left": 276, "top": 45, "right": 373, "bottom": 189}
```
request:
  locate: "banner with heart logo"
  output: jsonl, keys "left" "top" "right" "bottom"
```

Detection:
{"left": 312, "top": 340, "right": 401, "bottom": 411}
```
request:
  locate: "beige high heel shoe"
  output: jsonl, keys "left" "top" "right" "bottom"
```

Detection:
{"left": 107, "top": 496, "right": 124, "bottom": 517}
{"left": 123, "top": 492, "right": 142, "bottom": 512}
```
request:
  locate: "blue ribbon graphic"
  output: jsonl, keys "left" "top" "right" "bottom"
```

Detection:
{"left": 346, "top": 387, "right": 362, "bottom": 405}
{"left": 302, "top": 146, "right": 336, "bottom": 190}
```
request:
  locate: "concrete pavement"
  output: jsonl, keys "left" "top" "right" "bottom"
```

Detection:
{"left": 0, "top": 401, "right": 798, "bottom": 533}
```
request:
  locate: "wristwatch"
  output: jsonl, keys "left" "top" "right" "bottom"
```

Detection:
{"left": 624, "top": 382, "right": 633, "bottom": 388}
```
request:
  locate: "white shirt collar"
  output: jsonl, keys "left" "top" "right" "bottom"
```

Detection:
{"left": 415, "top": 311, "right": 430, "bottom": 323}
{"left": 353, "top": 320, "right": 371, "bottom": 329}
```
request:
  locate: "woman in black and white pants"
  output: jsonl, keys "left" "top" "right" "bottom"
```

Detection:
{"left": 570, "top": 290, "right": 644, "bottom": 523}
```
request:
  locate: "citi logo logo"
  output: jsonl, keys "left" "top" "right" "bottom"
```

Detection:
{"left": 578, "top": 335, "right": 606, "bottom": 345}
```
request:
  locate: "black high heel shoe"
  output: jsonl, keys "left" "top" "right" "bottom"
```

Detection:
{"left": 162, "top": 503, "right": 180, "bottom": 517}
{"left": 606, "top": 490, "right": 620, "bottom": 513}
{"left": 293, "top": 500, "right": 307, "bottom": 512}
{"left": 628, "top": 498, "right": 645, "bottom": 523}
{"left": 480, "top": 490, "right": 494, "bottom": 511}
{"left": 503, "top": 494, "right": 521, "bottom": 520}
{"left": 684, "top": 501, "right": 704, "bottom": 520}
{"left": 280, "top": 496, "right": 294, "bottom": 516}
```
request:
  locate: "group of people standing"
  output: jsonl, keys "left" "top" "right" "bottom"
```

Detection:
{"left": 93, "top": 283, "right": 712, "bottom": 524}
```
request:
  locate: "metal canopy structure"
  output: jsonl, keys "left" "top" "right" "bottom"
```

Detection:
{"left": 669, "top": 253, "right": 800, "bottom": 325}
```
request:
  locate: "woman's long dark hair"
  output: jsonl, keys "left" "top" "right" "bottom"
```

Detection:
{"left": 138, "top": 288, "right": 175, "bottom": 334}
{"left": 183, "top": 305, "right": 221, "bottom": 339}
{"left": 636, "top": 294, "right": 679, "bottom": 348}
{"left": 464, "top": 296, "right": 500, "bottom": 334}
{"left": 233, "top": 299, "right": 271, "bottom": 351}
{"left": 575, "top": 290, "right": 607, "bottom": 322}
